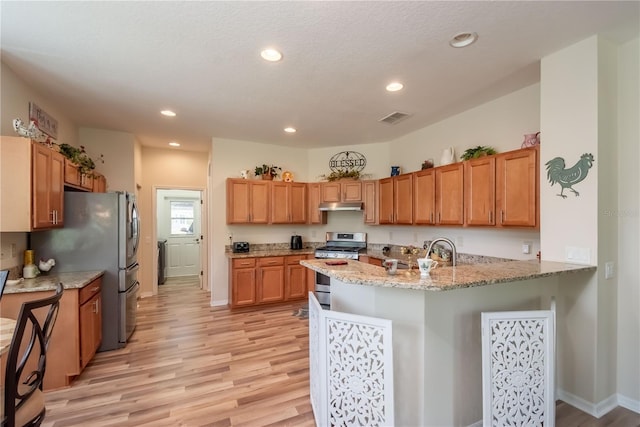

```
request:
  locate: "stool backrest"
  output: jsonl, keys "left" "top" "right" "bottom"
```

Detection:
{"left": 0, "top": 269, "right": 8, "bottom": 301}
{"left": 3, "top": 283, "right": 64, "bottom": 426}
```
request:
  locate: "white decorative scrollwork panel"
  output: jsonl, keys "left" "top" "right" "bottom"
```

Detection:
{"left": 481, "top": 310, "right": 555, "bottom": 427}
{"left": 309, "top": 292, "right": 394, "bottom": 427}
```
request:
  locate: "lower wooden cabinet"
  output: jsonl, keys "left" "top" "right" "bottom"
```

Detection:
{"left": 230, "top": 255, "right": 309, "bottom": 308}
{"left": 79, "top": 279, "right": 102, "bottom": 369}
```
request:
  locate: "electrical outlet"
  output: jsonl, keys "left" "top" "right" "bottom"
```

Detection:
{"left": 522, "top": 241, "right": 532, "bottom": 254}
{"left": 10, "top": 243, "right": 16, "bottom": 257}
{"left": 389, "top": 231, "right": 393, "bottom": 241}
{"left": 605, "top": 262, "right": 614, "bottom": 279}
{"left": 565, "top": 246, "right": 591, "bottom": 264}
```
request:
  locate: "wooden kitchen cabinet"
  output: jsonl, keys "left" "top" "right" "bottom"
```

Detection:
{"left": 226, "top": 178, "right": 270, "bottom": 224}
{"left": 496, "top": 147, "right": 538, "bottom": 227}
{"left": 320, "top": 180, "right": 362, "bottom": 203}
{"left": 413, "top": 168, "right": 436, "bottom": 225}
{"left": 435, "top": 163, "right": 464, "bottom": 225}
{"left": 362, "top": 180, "right": 377, "bottom": 224}
{"left": 285, "top": 255, "right": 307, "bottom": 300}
{"left": 64, "top": 158, "right": 94, "bottom": 191}
{"left": 93, "top": 173, "right": 107, "bottom": 193}
{"left": 79, "top": 279, "right": 102, "bottom": 369}
{"left": 1, "top": 137, "right": 64, "bottom": 231}
{"left": 230, "top": 258, "right": 257, "bottom": 307}
{"left": 464, "top": 156, "right": 496, "bottom": 226}
{"left": 378, "top": 174, "right": 413, "bottom": 224}
{"left": 271, "top": 182, "right": 307, "bottom": 224}
{"left": 256, "top": 257, "right": 285, "bottom": 303}
{"left": 0, "top": 276, "right": 104, "bottom": 390}
{"left": 307, "top": 182, "right": 327, "bottom": 224}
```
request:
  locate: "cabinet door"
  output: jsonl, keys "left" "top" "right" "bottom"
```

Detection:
{"left": 464, "top": 156, "right": 496, "bottom": 226}
{"left": 257, "top": 266, "right": 285, "bottom": 303}
{"left": 436, "top": 163, "right": 464, "bottom": 225}
{"left": 394, "top": 174, "right": 413, "bottom": 224}
{"left": 226, "top": 179, "right": 250, "bottom": 223}
{"left": 64, "top": 159, "right": 81, "bottom": 186}
{"left": 414, "top": 169, "right": 436, "bottom": 225}
{"left": 232, "top": 267, "right": 256, "bottom": 307}
{"left": 79, "top": 292, "right": 101, "bottom": 369}
{"left": 320, "top": 182, "right": 341, "bottom": 203}
{"left": 286, "top": 263, "right": 307, "bottom": 300}
{"left": 342, "top": 181, "right": 362, "bottom": 202}
{"left": 80, "top": 173, "right": 94, "bottom": 191}
{"left": 93, "top": 174, "right": 107, "bottom": 193}
{"left": 378, "top": 178, "right": 394, "bottom": 224}
{"left": 271, "top": 182, "right": 290, "bottom": 224}
{"left": 32, "top": 143, "right": 64, "bottom": 229}
{"left": 250, "top": 181, "right": 270, "bottom": 224}
{"left": 496, "top": 148, "right": 537, "bottom": 227}
{"left": 362, "top": 180, "right": 377, "bottom": 224}
{"left": 307, "top": 183, "right": 327, "bottom": 224}
{"left": 289, "top": 183, "right": 307, "bottom": 224}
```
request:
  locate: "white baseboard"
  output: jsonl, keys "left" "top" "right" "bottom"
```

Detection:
{"left": 139, "top": 291, "right": 154, "bottom": 298}
{"left": 211, "top": 299, "right": 228, "bottom": 307}
{"left": 618, "top": 393, "right": 640, "bottom": 414}
{"left": 466, "top": 420, "right": 483, "bottom": 427}
{"left": 557, "top": 389, "right": 640, "bottom": 418}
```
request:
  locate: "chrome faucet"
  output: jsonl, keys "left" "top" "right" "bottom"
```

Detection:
{"left": 426, "top": 237, "right": 458, "bottom": 267}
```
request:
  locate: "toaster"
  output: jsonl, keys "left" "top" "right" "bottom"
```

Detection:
{"left": 232, "top": 242, "right": 250, "bottom": 253}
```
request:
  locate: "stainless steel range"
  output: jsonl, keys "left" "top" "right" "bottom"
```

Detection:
{"left": 314, "top": 232, "right": 367, "bottom": 308}
{"left": 314, "top": 232, "right": 367, "bottom": 259}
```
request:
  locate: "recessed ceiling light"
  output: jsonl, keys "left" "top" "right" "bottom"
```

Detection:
{"left": 449, "top": 32, "right": 478, "bottom": 48}
{"left": 284, "top": 127, "right": 296, "bottom": 133}
{"left": 386, "top": 82, "right": 404, "bottom": 92}
{"left": 261, "top": 48, "right": 283, "bottom": 62}
{"left": 168, "top": 141, "right": 180, "bottom": 147}
{"left": 161, "top": 110, "right": 177, "bottom": 117}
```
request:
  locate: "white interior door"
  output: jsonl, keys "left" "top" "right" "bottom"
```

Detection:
{"left": 158, "top": 190, "right": 202, "bottom": 278}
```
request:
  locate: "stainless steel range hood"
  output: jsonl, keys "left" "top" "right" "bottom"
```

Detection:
{"left": 318, "top": 202, "right": 363, "bottom": 211}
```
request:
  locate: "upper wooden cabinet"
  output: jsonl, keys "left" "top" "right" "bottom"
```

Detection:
{"left": 64, "top": 158, "right": 107, "bottom": 192}
{"left": 378, "top": 173, "right": 413, "bottom": 224}
{"left": 307, "top": 183, "right": 327, "bottom": 225}
{"left": 464, "top": 156, "right": 496, "bottom": 226}
{"left": 496, "top": 147, "right": 538, "bottom": 227}
{"left": 435, "top": 163, "right": 464, "bottom": 226}
{"left": 271, "top": 182, "right": 307, "bottom": 224}
{"left": 321, "top": 180, "right": 362, "bottom": 203}
{"left": 226, "top": 179, "right": 270, "bottom": 224}
{"left": 1, "top": 137, "right": 64, "bottom": 231}
{"left": 362, "top": 180, "right": 377, "bottom": 224}
{"left": 413, "top": 169, "right": 436, "bottom": 225}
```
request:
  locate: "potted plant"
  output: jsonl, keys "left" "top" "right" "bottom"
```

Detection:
{"left": 460, "top": 145, "right": 497, "bottom": 161}
{"left": 57, "top": 143, "right": 103, "bottom": 175}
{"left": 254, "top": 164, "right": 281, "bottom": 180}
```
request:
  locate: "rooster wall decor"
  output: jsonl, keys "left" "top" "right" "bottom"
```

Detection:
{"left": 545, "top": 153, "right": 595, "bottom": 198}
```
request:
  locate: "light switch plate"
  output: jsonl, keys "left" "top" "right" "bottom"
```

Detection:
{"left": 565, "top": 246, "right": 591, "bottom": 264}
{"left": 605, "top": 262, "right": 614, "bottom": 279}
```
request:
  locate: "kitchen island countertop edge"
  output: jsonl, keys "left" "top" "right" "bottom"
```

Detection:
{"left": 4, "top": 271, "right": 105, "bottom": 294}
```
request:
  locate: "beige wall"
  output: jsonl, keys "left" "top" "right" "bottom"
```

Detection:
{"left": 1, "top": 61, "right": 78, "bottom": 145}
{"left": 139, "top": 146, "right": 209, "bottom": 297}
{"left": 616, "top": 37, "right": 640, "bottom": 406}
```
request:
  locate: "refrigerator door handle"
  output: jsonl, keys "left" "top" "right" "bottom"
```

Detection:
{"left": 126, "top": 263, "right": 140, "bottom": 273}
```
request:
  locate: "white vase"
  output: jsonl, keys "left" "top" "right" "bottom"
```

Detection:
{"left": 440, "top": 147, "right": 455, "bottom": 165}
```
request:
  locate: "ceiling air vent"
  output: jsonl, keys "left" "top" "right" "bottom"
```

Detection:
{"left": 378, "top": 111, "right": 411, "bottom": 125}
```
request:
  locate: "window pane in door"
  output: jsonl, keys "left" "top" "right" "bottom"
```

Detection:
{"left": 170, "top": 201, "right": 195, "bottom": 235}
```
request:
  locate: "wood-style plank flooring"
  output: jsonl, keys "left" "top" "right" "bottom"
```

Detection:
{"left": 41, "top": 277, "right": 640, "bottom": 426}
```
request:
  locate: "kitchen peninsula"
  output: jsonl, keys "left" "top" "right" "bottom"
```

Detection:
{"left": 0, "top": 271, "right": 104, "bottom": 390}
{"left": 301, "top": 258, "right": 596, "bottom": 426}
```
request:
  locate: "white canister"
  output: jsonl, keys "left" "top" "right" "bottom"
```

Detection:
{"left": 23, "top": 264, "right": 40, "bottom": 279}
{"left": 440, "top": 147, "right": 455, "bottom": 165}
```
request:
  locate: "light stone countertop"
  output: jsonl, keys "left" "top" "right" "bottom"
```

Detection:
{"left": 3, "top": 271, "right": 104, "bottom": 294}
{"left": 300, "top": 259, "right": 596, "bottom": 291}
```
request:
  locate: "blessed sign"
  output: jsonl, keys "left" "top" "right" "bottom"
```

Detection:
{"left": 329, "top": 151, "right": 367, "bottom": 172}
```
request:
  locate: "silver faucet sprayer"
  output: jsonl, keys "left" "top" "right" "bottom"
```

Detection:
{"left": 426, "top": 237, "right": 458, "bottom": 267}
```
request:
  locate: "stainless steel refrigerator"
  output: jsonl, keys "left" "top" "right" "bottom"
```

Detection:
{"left": 32, "top": 191, "right": 140, "bottom": 351}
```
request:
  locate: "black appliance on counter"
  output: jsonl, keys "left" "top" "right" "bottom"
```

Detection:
{"left": 232, "top": 241, "right": 250, "bottom": 253}
{"left": 313, "top": 232, "right": 367, "bottom": 308}
{"left": 291, "top": 234, "right": 303, "bottom": 250}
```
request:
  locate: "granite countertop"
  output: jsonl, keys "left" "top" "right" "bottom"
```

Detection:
{"left": 3, "top": 271, "right": 104, "bottom": 294}
{"left": 300, "top": 259, "right": 596, "bottom": 291}
{"left": 226, "top": 247, "right": 316, "bottom": 258}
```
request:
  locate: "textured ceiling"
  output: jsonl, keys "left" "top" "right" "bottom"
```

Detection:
{"left": 1, "top": 1, "right": 638, "bottom": 152}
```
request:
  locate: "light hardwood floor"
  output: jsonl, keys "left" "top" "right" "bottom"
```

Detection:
{"left": 41, "top": 277, "right": 639, "bottom": 426}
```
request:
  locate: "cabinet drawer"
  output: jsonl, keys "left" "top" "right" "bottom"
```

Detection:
{"left": 257, "top": 256, "right": 284, "bottom": 267}
{"left": 233, "top": 258, "right": 256, "bottom": 268}
{"left": 286, "top": 255, "right": 306, "bottom": 264}
{"left": 79, "top": 277, "right": 102, "bottom": 305}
